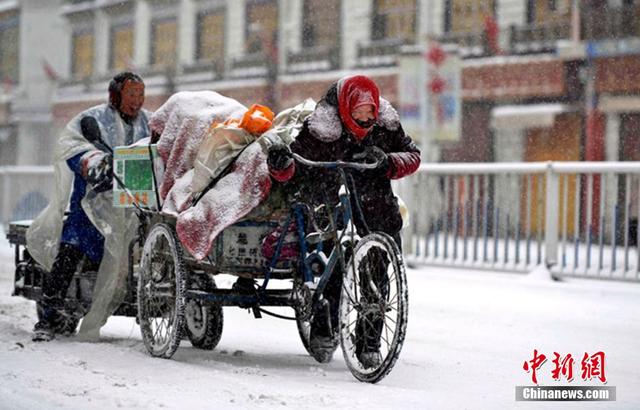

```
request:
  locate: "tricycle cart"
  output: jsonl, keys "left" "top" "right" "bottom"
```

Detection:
{"left": 8, "top": 154, "right": 408, "bottom": 383}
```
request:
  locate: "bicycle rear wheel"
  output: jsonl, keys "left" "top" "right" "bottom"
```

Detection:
{"left": 339, "top": 232, "right": 408, "bottom": 383}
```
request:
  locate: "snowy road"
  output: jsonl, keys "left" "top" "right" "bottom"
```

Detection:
{"left": 1, "top": 232, "right": 639, "bottom": 409}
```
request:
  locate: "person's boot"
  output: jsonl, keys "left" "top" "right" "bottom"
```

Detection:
{"left": 358, "top": 351, "right": 382, "bottom": 369}
{"left": 355, "top": 309, "right": 383, "bottom": 369}
{"left": 32, "top": 321, "right": 54, "bottom": 342}
{"left": 309, "top": 299, "right": 336, "bottom": 363}
{"left": 55, "top": 315, "right": 79, "bottom": 336}
{"left": 33, "top": 297, "right": 66, "bottom": 342}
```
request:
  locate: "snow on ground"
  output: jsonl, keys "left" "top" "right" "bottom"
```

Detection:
{"left": 1, "top": 225, "right": 639, "bottom": 409}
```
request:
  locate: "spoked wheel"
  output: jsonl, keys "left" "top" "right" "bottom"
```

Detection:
{"left": 137, "top": 223, "right": 187, "bottom": 359}
{"left": 340, "top": 232, "right": 408, "bottom": 383}
{"left": 185, "top": 277, "right": 223, "bottom": 350}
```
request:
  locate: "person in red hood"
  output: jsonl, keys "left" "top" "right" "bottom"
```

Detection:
{"left": 267, "top": 75, "right": 420, "bottom": 366}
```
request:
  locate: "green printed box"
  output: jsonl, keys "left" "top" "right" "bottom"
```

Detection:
{"left": 113, "top": 144, "right": 164, "bottom": 210}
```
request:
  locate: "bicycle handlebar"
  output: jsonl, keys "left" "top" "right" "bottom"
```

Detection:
{"left": 292, "top": 153, "right": 379, "bottom": 170}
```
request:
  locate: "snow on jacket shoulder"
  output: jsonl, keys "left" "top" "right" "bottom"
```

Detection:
{"left": 304, "top": 95, "right": 421, "bottom": 179}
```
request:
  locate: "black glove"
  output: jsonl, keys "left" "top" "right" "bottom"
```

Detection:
{"left": 354, "top": 146, "right": 389, "bottom": 176}
{"left": 83, "top": 151, "right": 113, "bottom": 193}
{"left": 267, "top": 143, "right": 294, "bottom": 170}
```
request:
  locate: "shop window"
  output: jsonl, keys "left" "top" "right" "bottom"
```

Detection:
{"left": 447, "top": 0, "right": 495, "bottom": 33}
{"left": 72, "top": 30, "right": 94, "bottom": 78}
{"left": 0, "top": 11, "right": 19, "bottom": 85}
{"left": 110, "top": 24, "right": 134, "bottom": 72}
{"left": 245, "top": 0, "right": 278, "bottom": 55}
{"left": 196, "top": 9, "right": 225, "bottom": 62}
{"left": 371, "top": 0, "right": 416, "bottom": 43}
{"left": 301, "top": 0, "right": 340, "bottom": 48}
{"left": 151, "top": 18, "right": 177, "bottom": 68}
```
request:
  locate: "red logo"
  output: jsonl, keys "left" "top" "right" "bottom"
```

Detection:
{"left": 581, "top": 351, "right": 607, "bottom": 383}
{"left": 523, "top": 349, "right": 547, "bottom": 384}
{"left": 523, "top": 350, "right": 607, "bottom": 385}
{"left": 551, "top": 352, "right": 575, "bottom": 382}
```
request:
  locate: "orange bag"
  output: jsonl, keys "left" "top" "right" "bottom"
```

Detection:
{"left": 239, "top": 104, "right": 274, "bottom": 135}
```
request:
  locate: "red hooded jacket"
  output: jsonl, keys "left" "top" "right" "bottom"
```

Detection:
{"left": 269, "top": 77, "right": 421, "bottom": 235}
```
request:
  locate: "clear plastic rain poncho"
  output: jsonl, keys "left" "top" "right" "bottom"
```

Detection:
{"left": 26, "top": 103, "right": 150, "bottom": 340}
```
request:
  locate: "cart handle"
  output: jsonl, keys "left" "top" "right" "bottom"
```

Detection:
{"left": 292, "top": 153, "right": 379, "bottom": 170}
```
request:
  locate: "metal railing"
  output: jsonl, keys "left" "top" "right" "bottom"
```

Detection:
{"left": 439, "top": 30, "right": 489, "bottom": 58}
{"left": 397, "top": 162, "right": 640, "bottom": 282}
{"left": 509, "top": 21, "right": 571, "bottom": 54}
{"left": 229, "top": 52, "right": 269, "bottom": 78}
{"left": 0, "top": 166, "right": 54, "bottom": 226}
{"left": 286, "top": 45, "right": 340, "bottom": 73}
{"left": 582, "top": 3, "right": 640, "bottom": 40}
{"left": 6, "top": 162, "right": 640, "bottom": 282}
{"left": 356, "top": 38, "right": 407, "bottom": 67}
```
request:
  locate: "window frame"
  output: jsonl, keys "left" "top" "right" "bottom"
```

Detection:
{"left": 370, "top": 0, "right": 418, "bottom": 43}
{"left": 444, "top": 0, "right": 497, "bottom": 34}
{"left": 108, "top": 21, "right": 135, "bottom": 72}
{"left": 0, "top": 10, "right": 20, "bottom": 85}
{"left": 301, "top": 0, "right": 341, "bottom": 49}
{"left": 195, "top": 7, "right": 226, "bottom": 62}
{"left": 150, "top": 16, "right": 178, "bottom": 69}
{"left": 71, "top": 27, "right": 95, "bottom": 78}
{"left": 244, "top": 0, "right": 279, "bottom": 55}
{"left": 526, "top": 0, "right": 571, "bottom": 25}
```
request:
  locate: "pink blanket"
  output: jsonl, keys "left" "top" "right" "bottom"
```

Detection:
{"left": 150, "top": 91, "right": 278, "bottom": 260}
{"left": 164, "top": 143, "right": 272, "bottom": 260}
{"left": 149, "top": 91, "right": 246, "bottom": 200}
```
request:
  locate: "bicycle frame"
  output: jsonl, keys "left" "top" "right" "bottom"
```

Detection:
{"left": 259, "top": 153, "right": 378, "bottom": 306}
{"left": 299, "top": 170, "right": 358, "bottom": 299}
{"left": 180, "top": 154, "right": 378, "bottom": 311}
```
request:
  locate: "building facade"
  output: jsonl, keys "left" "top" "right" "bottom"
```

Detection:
{"left": 1, "top": 0, "right": 639, "bottom": 168}
{"left": 0, "top": 0, "right": 68, "bottom": 166}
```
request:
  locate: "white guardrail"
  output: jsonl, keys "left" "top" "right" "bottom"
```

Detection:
{"left": 4, "top": 162, "right": 640, "bottom": 282}
{"left": 396, "top": 161, "right": 640, "bottom": 282}
{"left": 0, "top": 166, "right": 54, "bottom": 226}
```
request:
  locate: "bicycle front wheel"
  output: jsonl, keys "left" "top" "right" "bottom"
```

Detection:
{"left": 339, "top": 232, "right": 408, "bottom": 383}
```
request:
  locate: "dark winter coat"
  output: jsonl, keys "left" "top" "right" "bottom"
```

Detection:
{"left": 285, "top": 86, "right": 420, "bottom": 236}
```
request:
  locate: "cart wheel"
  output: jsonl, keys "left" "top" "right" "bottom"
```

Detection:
{"left": 340, "top": 233, "right": 408, "bottom": 383}
{"left": 137, "top": 223, "right": 187, "bottom": 359}
{"left": 185, "top": 278, "right": 223, "bottom": 350}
